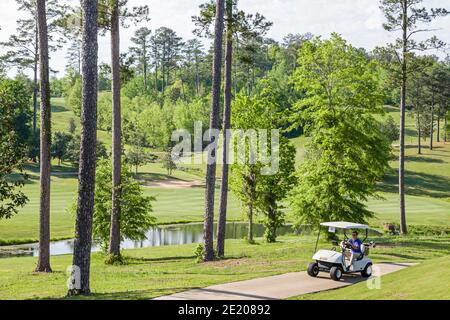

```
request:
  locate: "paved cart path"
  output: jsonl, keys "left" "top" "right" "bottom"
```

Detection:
{"left": 155, "top": 263, "right": 415, "bottom": 300}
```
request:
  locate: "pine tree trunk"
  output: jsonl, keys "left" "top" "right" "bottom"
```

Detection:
{"left": 217, "top": 0, "right": 233, "bottom": 258}
{"left": 430, "top": 105, "right": 434, "bottom": 151}
{"left": 195, "top": 57, "right": 200, "bottom": 96}
{"left": 69, "top": 0, "right": 98, "bottom": 296}
{"left": 203, "top": 0, "right": 225, "bottom": 262}
{"left": 109, "top": 1, "right": 122, "bottom": 258}
{"left": 445, "top": 112, "right": 448, "bottom": 142}
{"left": 248, "top": 204, "right": 253, "bottom": 243}
{"left": 399, "top": 1, "right": 407, "bottom": 235}
{"left": 35, "top": 0, "right": 52, "bottom": 273}
{"left": 437, "top": 115, "right": 440, "bottom": 143}
{"left": 33, "top": 47, "right": 38, "bottom": 134}
{"left": 417, "top": 113, "right": 422, "bottom": 155}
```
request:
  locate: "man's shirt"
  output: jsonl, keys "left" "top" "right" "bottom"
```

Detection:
{"left": 349, "top": 238, "right": 362, "bottom": 254}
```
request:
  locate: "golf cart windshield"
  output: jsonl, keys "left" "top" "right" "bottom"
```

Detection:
{"left": 314, "top": 221, "right": 370, "bottom": 252}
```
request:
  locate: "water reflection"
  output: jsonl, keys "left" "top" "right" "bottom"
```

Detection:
{"left": 1, "top": 222, "right": 300, "bottom": 258}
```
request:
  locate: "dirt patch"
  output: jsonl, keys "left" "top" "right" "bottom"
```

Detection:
{"left": 146, "top": 179, "right": 204, "bottom": 189}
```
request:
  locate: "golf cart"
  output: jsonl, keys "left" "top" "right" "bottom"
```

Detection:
{"left": 307, "top": 221, "right": 376, "bottom": 281}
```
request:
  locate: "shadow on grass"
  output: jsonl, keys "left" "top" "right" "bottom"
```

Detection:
{"left": 127, "top": 255, "right": 196, "bottom": 263}
{"left": 51, "top": 105, "right": 69, "bottom": 113}
{"left": 376, "top": 253, "right": 427, "bottom": 261}
{"left": 135, "top": 172, "right": 181, "bottom": 182}
{"left": 404, "top": 156, "right": 445, "bottom": 164}
{"left": 378, "top": 169, "right": 450, "bottom": 198}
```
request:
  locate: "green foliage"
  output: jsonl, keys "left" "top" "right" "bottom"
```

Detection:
{"left": 162, "top": 148, "right": 177, "bottom": 176}
{"left": 66, "top": 78, "right": 82, "bottom": 117}
{"left": 51, "top": 132, "right": 72, "bottom": 165}
{"left": 258, "top": 137, "right": 297, "bottom": 243}
{"left": 122, "top": 75, "right": 148, "bottom": 100}
{"left": 64, "top": 136, "right": 109, "bottom": 167}
{"left": 194, "top": 243, "right": 206, "bottom": 263}
{"left": 137, "top": 102, "right": 175, "bottom": 149}
{"left": 92, "top": 160, "right": 156, "bottom": 250}
{"left": 230, "top": 92, "right": 295, "bottom": 242}
{"left": 173, "top": 97, "right": 210, "bottom": 136}
{"left": 125, "top": 146, "right": 150, "bottom": 174}
{"left": 97, "top": 92, "right": 113, "bottom": 132}
{"left": 290, "top": 34, "right": 391, "bottom": 226}
{"left": 380, "top": 115, "right": 399, "bottom": 143}
{"left": 0, "top": 80, "right": 30, "bottom": 219}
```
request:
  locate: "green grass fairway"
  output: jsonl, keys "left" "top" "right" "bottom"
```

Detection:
{"left": 293, "top": 255, "right": 450, "bottom": 300}
{"left": 1, "top": 235, "right": 449, "bottom": 300}
{"left": 1, "top": 102, "right": 449, "bottom": 244}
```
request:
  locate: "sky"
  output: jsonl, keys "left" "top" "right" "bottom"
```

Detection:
{"left": 0, "top": 0, "right": 449, "bottom": 77}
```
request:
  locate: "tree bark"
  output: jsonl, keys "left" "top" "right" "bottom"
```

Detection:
{"left": 248, "top": 204, "right": 253, "bottom": 242}
{"left": 69, "top": 0, "right": 98, "bottom": 296}
{"left": 217, "top": 0, "right": 233, "bottom": 258}
{"left": 35, "top": 0, "right": 52, "bottom": 273}
{"left": 437, "top": 115, "right": 440, "bottom": 143}
{"left": 399, "top": 0, "right": 408, "bottom": 235}
{"left": 430, "top": 105, "right": 434, "bottom": 151}
{"left": 33, "top": 39, "right": 38, "bottom": 134}
{"left": 445, "top": 112, "right": 448, "bottom": 142}
{"left": 203, "top": 0, "right": 225, "bottom": 262}
{"left": 109, "top": 0, "right": 122, "bottom": 258}
{"left": 417, "top": 113, "right": 422, "bottom": 155}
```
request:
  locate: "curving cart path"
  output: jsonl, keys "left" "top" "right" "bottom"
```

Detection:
{"left": 154, "top": 262, "right": 415, "bottom": 300}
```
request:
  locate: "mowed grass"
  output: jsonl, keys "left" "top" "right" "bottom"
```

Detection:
{"left": 2, "top": 102, "right": 449, "bottom": 243}
{"left": 0, "top": 172, "right": 243, "bottom": 244}
{"left": 1, "top": 234, "right": 449, "bottom": 300}
{"left": 293, "top": 255, "right": 450, "bottom": 300}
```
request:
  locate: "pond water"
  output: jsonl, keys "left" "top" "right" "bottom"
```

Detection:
{"left": 0, "top": 222, "right": 302, "bottom": 258}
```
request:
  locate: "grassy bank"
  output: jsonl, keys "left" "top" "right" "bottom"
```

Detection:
{"left": 0, "top": 234, "right": 449, "bottom": 300}
{"left": 293, "top": 255, "right": 450, "bottom": 300}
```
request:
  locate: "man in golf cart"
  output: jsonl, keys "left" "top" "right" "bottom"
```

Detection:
{"left": 342, "top": 230, "right": 363, "bottom": 263}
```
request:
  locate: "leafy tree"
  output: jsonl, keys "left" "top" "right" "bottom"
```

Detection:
{"left": 125, "top": 146, "right": 148, "bottom": 174}
{"left": 137, "top": 102, "right": 175, "bottom": 149}
{"left": 51, "top": 132, "right": 72, "bottom": 165}
{"left": 258, "top": 136, "right": 296, "bottom": 243}
{"left": 380, "top": 115, "right": 400, "bottom": 144}
{"left": 162, "top": 148, "right": 177, "bottom": 176}
{"left": 65, "top": 136, "right": 108, "bottom": 167}
{"left": 229, "top": 94, "right": 266, "bottom": 243}
{"left": 379, "top": 0, "right": 449, "bottom": 234}
{"left": 290, "top": 34, "right": 390, "bottom": 227}
{"left": 91, "top": 160, "right": 156, "bottom": 253}
{"left": 0, "top": 80, "right": 30, "bottom": 220}
{"left": 67, "top": 78, "right": 82, "bottom": 116}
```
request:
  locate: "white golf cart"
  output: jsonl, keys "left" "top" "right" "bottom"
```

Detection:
{"left": 307, "top": 221, "right": 375, "bottom": 281}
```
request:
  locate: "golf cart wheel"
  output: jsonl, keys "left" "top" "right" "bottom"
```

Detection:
{"left": 307, "top": 263, "right": 319, "bottom": 277}
{"left": 330, "top": 266, "right": 343, "bottom": 281}
{"left": 361, "top": 263, "right": 373, "bottom": 278}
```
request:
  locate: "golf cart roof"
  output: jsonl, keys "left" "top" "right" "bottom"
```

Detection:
{"left": 320, "top": 221, "right": 369, "bottom": 230}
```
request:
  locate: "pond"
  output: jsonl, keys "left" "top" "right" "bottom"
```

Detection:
{"left": 0, "top": 222, "right": 304, "bottom": 258}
